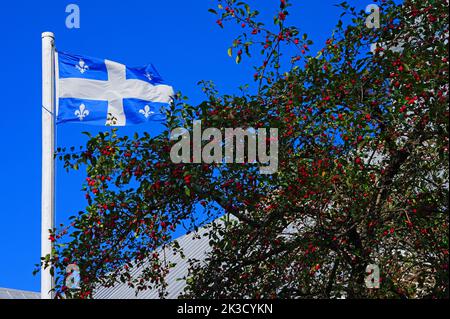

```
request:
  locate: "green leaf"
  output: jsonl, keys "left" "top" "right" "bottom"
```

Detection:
{"left": 227, "top": 47, "right": 233, "bottom": 57}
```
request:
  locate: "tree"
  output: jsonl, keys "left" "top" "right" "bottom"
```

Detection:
{"left": 41, "top": 0, "right": 449, "bottom": 299}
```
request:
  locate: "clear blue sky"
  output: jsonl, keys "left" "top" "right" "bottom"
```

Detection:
{"left": 0, "top": 0, "right": 365, "bottom": 292}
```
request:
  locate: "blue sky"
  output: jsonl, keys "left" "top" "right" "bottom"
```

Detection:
{"left": 0, "top": 0, "right": 366, "bottom": 292}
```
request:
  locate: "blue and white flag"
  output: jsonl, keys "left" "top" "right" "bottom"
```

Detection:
{"left": 56, "top": 51, "right": 174, "bottom": 126}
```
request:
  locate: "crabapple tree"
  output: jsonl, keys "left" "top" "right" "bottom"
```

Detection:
{"left": 40, "top": 0, "right": 448, "bottom": 299}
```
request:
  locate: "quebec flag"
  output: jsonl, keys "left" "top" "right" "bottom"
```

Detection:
{"left": 56, "top": 51, "right": 174, "bottom": 126}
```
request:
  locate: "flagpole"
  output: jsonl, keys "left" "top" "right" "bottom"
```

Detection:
{"left": 41, "top": 31, "right": 55, "bottom": 299}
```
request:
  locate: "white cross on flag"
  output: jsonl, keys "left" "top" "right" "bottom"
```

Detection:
{"left": 56, "top": 51, "right": 174, "bottom": 126}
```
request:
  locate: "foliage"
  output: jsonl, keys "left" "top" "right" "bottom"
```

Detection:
{"left": 40, "top": 0, "right": 449, "bottom": 299}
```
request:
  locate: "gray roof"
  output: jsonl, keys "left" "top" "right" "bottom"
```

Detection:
{"left": 94, "top": 224, "right": 212, "bottom": 299}
{"left": 0, "top": 287, "right": 40, "bottom": 299}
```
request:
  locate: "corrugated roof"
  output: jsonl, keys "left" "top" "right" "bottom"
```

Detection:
{"left": 94, "top": 224, "right": 212, "bottom": 299}
{"left": 0, "top": 287, "right": 40, "bottom": 299}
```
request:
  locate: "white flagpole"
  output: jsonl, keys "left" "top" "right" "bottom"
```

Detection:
{"left": 41, "top": 31, "right": 55, "bottom": 299}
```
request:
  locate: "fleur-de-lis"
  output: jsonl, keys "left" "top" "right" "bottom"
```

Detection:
{"left": 76, "top": 59, "right": 89, "bottom": 74}
{"left": 144, "top": 72, "right": 153, "bottom": 81}
{"left": 74, "top": 104, "right": 89, "bottom": 120}
{"left": 139, "top": 105, "right": 154, "bottom": 118}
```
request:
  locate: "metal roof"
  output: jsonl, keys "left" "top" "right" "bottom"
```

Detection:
{"left": 94, "top": 224, "right": 212, "bottom": 299}
{"left": 0, "top": 287, "right": 40, "bottom": 299}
